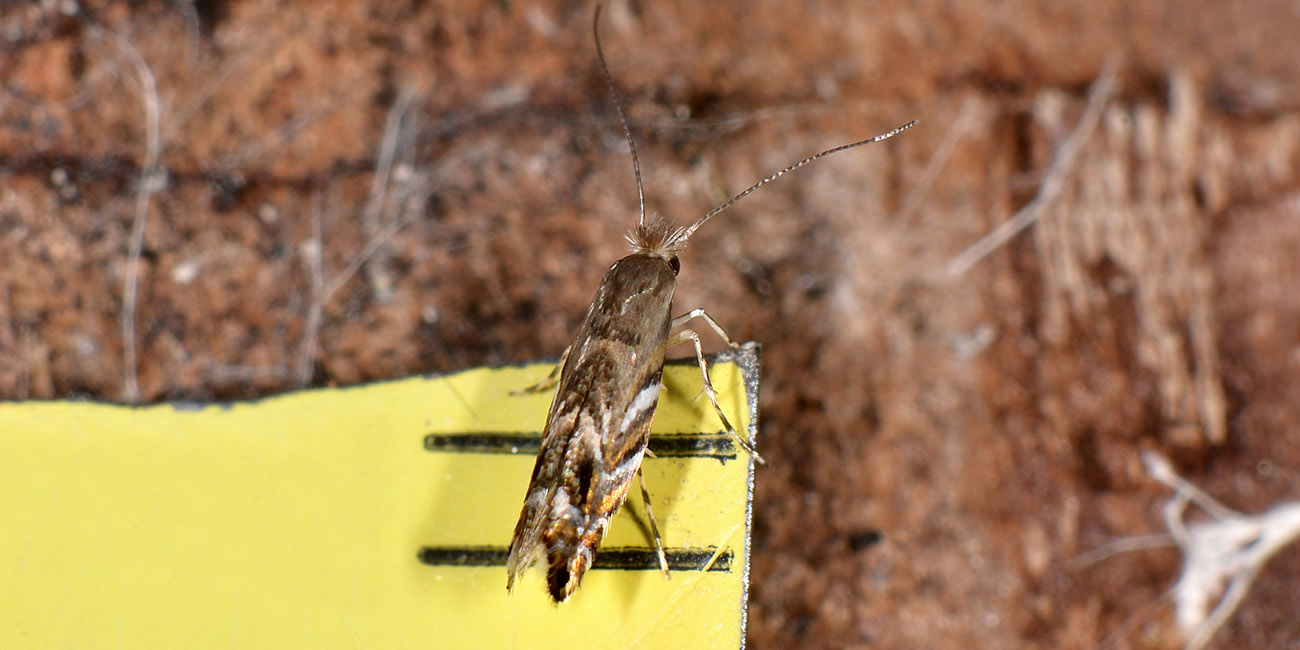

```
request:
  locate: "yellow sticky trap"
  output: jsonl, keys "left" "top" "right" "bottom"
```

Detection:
{"left": 0, "top": 344, "right": 759, "bottom": 649}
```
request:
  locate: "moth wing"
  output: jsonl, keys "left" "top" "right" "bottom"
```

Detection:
{"left": 506, "top": 254, "right": 675, "bottom": 599}
{"left": 507, "top": 353, "right": 661, "bottom": 600}
{"left": 591, "top": 379, "right": 661, "bottom": 513}
{"left": 505, "top": 406, "right": 578, "bottom": 591}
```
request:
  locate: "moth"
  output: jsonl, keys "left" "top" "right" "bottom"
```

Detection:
{"left": 506, "top": 4, "right": 915, "bottom": 603}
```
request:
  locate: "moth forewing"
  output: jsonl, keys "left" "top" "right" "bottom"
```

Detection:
{"left": 506, "top": 252, "right": 679, "bottom": 602}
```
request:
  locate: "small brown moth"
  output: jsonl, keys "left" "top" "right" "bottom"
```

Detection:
{"left": 506, "top": 5, "right": 915, "bottom": 603}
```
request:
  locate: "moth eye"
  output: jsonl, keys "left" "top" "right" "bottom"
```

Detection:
{"left": 668, "top": 256, "right": 681, "bottom": 275}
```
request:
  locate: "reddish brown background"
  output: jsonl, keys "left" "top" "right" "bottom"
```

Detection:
{"left": 3, "top": 1, "right": 1299, "bottom": 648}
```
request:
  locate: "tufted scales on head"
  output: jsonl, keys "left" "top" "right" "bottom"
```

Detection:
{"left": 624, "top": 216, "right": 687, "bottom": 259}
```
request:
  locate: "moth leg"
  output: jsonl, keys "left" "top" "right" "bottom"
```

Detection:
{"left": 667, "top": 329, "right": 766, "bottom": 465}
{"left": 637, "top": 467, "right": 671, "bottom": 580}
{"left": 670, "top": 308, "right": 740, "bottom": 349}
{"left": 511, "top": 344, "right": 571, "bottom": 396}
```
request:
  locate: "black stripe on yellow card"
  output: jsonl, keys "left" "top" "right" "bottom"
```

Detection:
{"left": 422, "top": 433, "right": 738, "bottom": 461}
{"left": 417, "top": 546, "right": 732, "bottom": 572}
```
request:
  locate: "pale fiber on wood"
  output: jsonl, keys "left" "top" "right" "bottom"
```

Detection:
{"left": 89, "top": 25, "right": 163, "bottom": 404}
{"left": 1143, "top": 452, "right": 1300, "bottom": 650}
{"left": 1034, "top": 72, "right": 1227, "bottom": 446}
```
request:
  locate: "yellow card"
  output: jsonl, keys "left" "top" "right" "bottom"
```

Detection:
{"left": 0, "top": 345, "right": 759, "bottom": 649}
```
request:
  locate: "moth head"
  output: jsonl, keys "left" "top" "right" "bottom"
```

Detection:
{"left": 625, "top": 215, "right": 687, "bottom": 263}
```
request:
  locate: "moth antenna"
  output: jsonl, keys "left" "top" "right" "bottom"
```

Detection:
{"left": 676, "top": 119, "right": 919, "bottom": 244}
{"left": 593, "top": 3, "right": 646, "bottom": 229}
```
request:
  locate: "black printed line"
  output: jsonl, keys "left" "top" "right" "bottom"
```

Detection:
{"left": 417, "top": 546, "right": 508, "bottom": 567}
{"left": 423, "top": 432, "right": 737, "bottom": 461}
{"left": 416, "top": 546, "right": 732, "bottom": 572}
{"left": 593, "top": 547, "right": 732, "bottom": 572}
{"left": 649, "top": 435, "right": 736, "bottom": 459}
{"left": 423, "top": 433, "right": 541, "bottom": 455}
